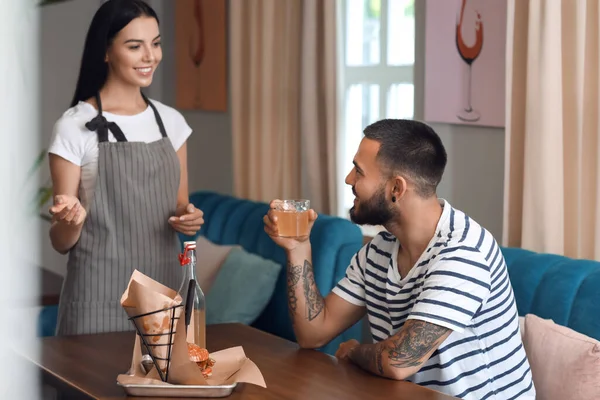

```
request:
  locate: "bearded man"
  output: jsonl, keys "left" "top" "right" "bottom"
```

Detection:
{"left": 264, "top": 119, "right": 535, "bottom": 400}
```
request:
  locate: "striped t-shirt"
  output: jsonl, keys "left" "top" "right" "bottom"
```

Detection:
{"left": 332, "top": 200, "right": 535, "bottom": 399}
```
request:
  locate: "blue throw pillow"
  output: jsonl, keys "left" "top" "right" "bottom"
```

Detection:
{"left": 206, "top": 247, "right": 282, "bottom": 325}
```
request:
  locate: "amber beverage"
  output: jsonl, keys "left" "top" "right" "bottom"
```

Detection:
{"left": 192, "top": 308, "right": 206, "bottom": 349}
{"left": 177, "top": 241, "right": 206, "bottom": 349}
{"left": 274, "top": 200, "right": 310, "bottom": 238}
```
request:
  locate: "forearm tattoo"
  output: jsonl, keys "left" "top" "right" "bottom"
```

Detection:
{"left": 286, "top": 260, "right": 324, "bottom": 321}
{"left": 286, "top": 262, "right": 302, "bottom": 320}
{"left": 386, "top": 320, "right": 450, "bottom": 368}
{"left": 349, "top": 320, "right": 450, "bottom": 376}
{"left": 348, "top": 342, "right": 386, "bottom": 375}
{"left": 302, "top": 260, "right": 324, "bottom": 320}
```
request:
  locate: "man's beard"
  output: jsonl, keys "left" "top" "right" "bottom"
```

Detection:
{"left": 349, "top": 185, "right": 395, "bottom": 226}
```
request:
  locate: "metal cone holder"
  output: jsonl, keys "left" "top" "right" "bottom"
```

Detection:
{"left": 128, "top": 304, "right": 183, "bottom": 382}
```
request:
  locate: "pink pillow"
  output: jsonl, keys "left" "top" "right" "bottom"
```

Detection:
{"left": 194, "top": 236, "right": 237, "bottom": 295}
{"left": 523, "top": 314, "right": 600, "bottom": 400}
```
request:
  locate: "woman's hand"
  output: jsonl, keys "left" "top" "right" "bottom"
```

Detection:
{"left": 169, "top": 203, "right": 204, "bottom": 236}
{"left": 49, "top": 195, "right": 87, "bottom": 227}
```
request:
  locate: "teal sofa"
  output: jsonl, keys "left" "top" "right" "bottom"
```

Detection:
{"left": 38, "top": 193, "right": 600, "bottom": 352}
{"left": 503, "top": 247, "right": 600, "bottom": 341}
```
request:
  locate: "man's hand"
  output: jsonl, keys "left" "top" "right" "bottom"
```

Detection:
{"left": 343, "top": 320, "right": 452, "bottom": 380}
{"left": 335, "top": 339, "right": 360, "bottom": 361}
{"left": 263, "top": 197, "right": 365, "bottom": 349}
{"left": 263, "top": 200, "right": 318, "bottom": 252}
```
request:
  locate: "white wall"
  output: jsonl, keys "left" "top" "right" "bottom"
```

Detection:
{"left": 3, "top": 2, "right": 41, "bottom": 398}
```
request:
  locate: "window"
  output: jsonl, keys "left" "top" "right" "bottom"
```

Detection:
{"left": 337, "top": 0, "right": 415, "bottom": 231}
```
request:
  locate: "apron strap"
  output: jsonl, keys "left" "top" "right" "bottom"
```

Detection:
{"left": 142, "top": 92, "right": 168, "bottom": 138}
{"left": 84, "top": 94, "right": 128, "bottom": 143}
{"left": 85, "top": 92, "right": 168, "bottom": 141}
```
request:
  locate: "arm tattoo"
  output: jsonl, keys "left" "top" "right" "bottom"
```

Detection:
{"left": 301, "top": 260, "right": 324, "bottom": 321}
{"left": 348, "top": 342, "right": 385, "bottom": 375}
{"left": 348, "top": 320, "right": 450, "bottom": 377}
{"left": 287, "top": 260, "right": 325, "bottom": 321}
{"left": 386, "top": 320, "right": 450, "bottom": 368}
{"left": 286, "top": 262, "right": 302, "bottom": 320}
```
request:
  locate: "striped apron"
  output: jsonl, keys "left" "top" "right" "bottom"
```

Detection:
{"left": 56, "top": 93, "right": 182, "bottom": 335}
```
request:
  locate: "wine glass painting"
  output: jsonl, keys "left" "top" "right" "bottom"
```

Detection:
{"left": 424, "top": 0, "right": 506, "bottom": 127}
{"left": 455, "top": 0, "right": 483, "bottom": 122}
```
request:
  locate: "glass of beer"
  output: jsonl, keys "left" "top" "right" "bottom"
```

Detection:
{"left": 273, "top": 199, "right": 310, "bottom": 238}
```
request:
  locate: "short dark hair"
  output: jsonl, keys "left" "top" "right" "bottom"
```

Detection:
{"left": 70, "top": 0, "right": 159, "bottom": 107}
{"left": 363, "top": 119, "right": 447, "bottom": 197}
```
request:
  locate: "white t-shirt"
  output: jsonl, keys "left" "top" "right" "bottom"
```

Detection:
{"left": 48, "top": 99, "right": 192, "bottom": 209}
{"left": 333, "top": 200, "right": 535, "bottom": 400}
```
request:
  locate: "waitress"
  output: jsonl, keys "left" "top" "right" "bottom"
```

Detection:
{"left": 47, "top": 0, "right": 203, "bottom": 335}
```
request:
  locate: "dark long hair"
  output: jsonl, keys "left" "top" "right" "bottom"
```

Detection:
{"left": 70, "top": 0, "right": 159, "bottom": 107}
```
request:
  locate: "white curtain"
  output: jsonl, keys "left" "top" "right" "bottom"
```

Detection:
{"left": 504, "top": 0, "right": 600, "bottom": 259}
{"left": 230, "top": 0, "right": 338, "bottom": 214}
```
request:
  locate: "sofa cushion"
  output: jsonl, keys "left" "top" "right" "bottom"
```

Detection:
{"left": 523, "top": 314, "right": 600, "bottom": 400}
{"left": 206, "top": 247, "right": 282, "bottom": 325}
{"left": 195, "top": 236, "right": 237, "bottom": 295}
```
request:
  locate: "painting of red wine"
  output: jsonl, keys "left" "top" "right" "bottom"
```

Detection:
{"left": 424, "top": 0, "right": 506, "bottom": 127}
{"left": 175, "top": 0, "right": 227, "bottom": 111}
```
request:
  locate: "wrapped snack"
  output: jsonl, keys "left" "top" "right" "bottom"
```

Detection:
{"left": 187, "top": 343, "right": 216, "bottom": 377}
{"left": 121, "top": 270, "right": 184, "bottom": 377}
{"left": 140, "top": 308, "right": 177, "bottom": 344}
{"left": 117, "top": 270, "right": 267, "bottom": 391}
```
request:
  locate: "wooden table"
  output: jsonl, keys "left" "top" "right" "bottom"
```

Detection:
{"left": 29, "top": 323, "right": 457, "bottom": 400}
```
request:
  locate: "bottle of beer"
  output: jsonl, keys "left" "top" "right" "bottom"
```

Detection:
{"left": 178, "top": 241, "right": 206, "bottom": 348}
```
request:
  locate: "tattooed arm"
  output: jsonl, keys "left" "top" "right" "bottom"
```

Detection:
{"left": 343, "top": 319, "right": 452, "bottom": 380}
{"left": 286, "top": 243, "right": 366, "bottom": 348}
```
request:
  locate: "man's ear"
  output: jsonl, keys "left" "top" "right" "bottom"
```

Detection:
{"left": 391, "top": 175, "right": 408, "bottom": 202}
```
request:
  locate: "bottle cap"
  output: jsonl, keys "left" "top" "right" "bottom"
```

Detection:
{"left": 179, "top": 241, "right": 197, "bottom": 266}
{"left": 183, "top": 241, "right": 197, "bottom": 250}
